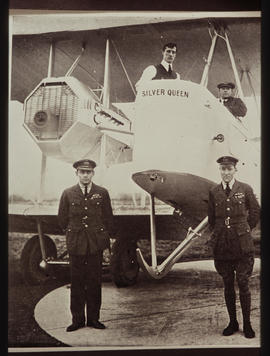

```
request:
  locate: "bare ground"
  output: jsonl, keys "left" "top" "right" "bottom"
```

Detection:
{"left": 8, "top": 230, "right": 261, "bottom": 348}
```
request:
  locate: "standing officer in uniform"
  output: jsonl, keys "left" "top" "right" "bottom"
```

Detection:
{"left": 135, "top": 42, "right": 180, "bottom": 89}
{"left": 58, "top": 159, "right": 114, "bottom": 332}
{"left": 208, "top": 156, "right": 260, "bottom": 338}
{"left": 217, "top": 82, "right": 247, "bottom": 118}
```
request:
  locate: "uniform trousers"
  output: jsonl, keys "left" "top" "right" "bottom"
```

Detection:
{"left": 214, "top": 254, "right": 254, "bottom": 322}
{"left": 69, "top": 252, "right": 103, "bottom": 324}
{"left": 214, "top": 254, "right": 254, "bottom": 294}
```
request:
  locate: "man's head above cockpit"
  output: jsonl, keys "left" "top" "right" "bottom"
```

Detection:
{"left": 217, "top": 82, "right": 235, "bottom": 99}
{"left": 135, "top": 42, "right": 180, "bottom": 88}
{"left": 162, "top": 43, "right": 177, "bottom": 64}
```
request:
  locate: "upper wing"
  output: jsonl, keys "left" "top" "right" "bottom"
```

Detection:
{"left": 10, "top": 15, "right": 260, "bottom": 104}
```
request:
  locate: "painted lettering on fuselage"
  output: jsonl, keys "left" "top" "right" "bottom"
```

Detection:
{"left": 142, "top": 89, "right": 165, "bottom": 97}
{"left": 141, "top": 88, "right": 189, "bottom": 98}
{"left": 167, "top": 89, "right": 189, "bottom": 98}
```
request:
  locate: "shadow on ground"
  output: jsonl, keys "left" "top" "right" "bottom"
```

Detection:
{"left": 8, "top": 260, "right": 70, "bottom": 347}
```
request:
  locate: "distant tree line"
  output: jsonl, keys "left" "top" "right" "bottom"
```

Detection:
{"left": 9, "top": 194, "right": 30, "bottom": 203}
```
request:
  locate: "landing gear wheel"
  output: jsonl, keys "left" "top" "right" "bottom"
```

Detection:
{"left": 20, "top": 235, "right": 57, "bottom": 285}
{"left": 110, "top": 238, "right": 139, "bottom": 287}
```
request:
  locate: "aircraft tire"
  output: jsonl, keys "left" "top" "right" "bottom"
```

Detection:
{"left": 20, "top": 235, "right": 57, "bottom": 285}
{"left": 110, "top": 237, "right": 139, "bottom": 287}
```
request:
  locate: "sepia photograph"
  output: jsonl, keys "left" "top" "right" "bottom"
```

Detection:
{"left": 8, "top": 8, "right": 261, "bottom": 353}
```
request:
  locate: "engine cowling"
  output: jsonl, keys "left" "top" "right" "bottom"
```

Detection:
{"left": 23, "top": 76, "right": 132, "bottom": 163}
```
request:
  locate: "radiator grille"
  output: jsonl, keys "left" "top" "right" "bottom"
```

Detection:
{"left": 24, "top": 83, "right": 79, "bottom": 140}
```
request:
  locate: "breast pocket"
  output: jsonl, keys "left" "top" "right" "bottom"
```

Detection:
{"left": 89, "top": 197, "right": 102, "bottom": 212}
{"left": 70, "top": 199, "right": 81, "bottom": 216}
{"left": 214, "top": 200, "right": 225, "bottom": 217}
{"left": 232, "top": 196, "right": 246, "bottom": 215}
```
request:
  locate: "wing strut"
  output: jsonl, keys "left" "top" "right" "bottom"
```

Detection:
{"left": 136, "top": 194, "right": 209, "bottom": 279}
{"left": 240, "top": 69, "right": 259, "bottom": 116}
{"left": 200, "top": 25, "right": 218, "bottom": 87}
{"left": 223, "top": 31, "right": 245, "bottom": 101}
{"left": 201, "top": 20, "right": 245, "bottom": 101}
{"left": 102, "top": 39, "right": 110, "bottom": 109}
{"left": 47, "top": 41, "right": 55, "bottom": 78}
{"left": 36, "top": 42, "right": 56, "bottom": 205}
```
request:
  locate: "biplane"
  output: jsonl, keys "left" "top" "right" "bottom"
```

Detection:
{"left": 9, "top": 12, "right": 261, "bottom": 286}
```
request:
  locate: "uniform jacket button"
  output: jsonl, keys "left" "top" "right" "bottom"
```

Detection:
{"left": 226, "top": 207, "right": 230, "bottom": 211}
{"left": 227, "top": 226, "right": 231, "bottom": 229}
{"left": 85, "top": 207, "right": 88, "bottom": 210}
{"left": 85, "top": 224, "right": 88, "bottom": 227}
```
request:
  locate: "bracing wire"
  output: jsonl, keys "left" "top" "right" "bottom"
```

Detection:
{"left": 111, "top": 39, "right": 136, "bottom": 98}
{"left": 56, "top": 46, "right": 103, "bottom": 89}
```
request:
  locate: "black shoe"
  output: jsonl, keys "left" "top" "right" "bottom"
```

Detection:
{"left": 222, "top": 320, "right": 239, "bottom": 336}
{"left": 243, "top": 322, "right": 255, "bottom": 338}
{"left": 87, "top": 320, "right": 106, "bottom": 329}
{"left": 66, "top": 322, "right": 85, "bottom": 332}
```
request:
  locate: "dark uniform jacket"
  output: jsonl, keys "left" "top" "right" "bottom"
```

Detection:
{"left": 152, "top": 64, "right": 177, "bottom": 80}
{"left": 58, "top": 183, "right": 114, "bottom": 255}
{"left": 208, "top": 180, "right": 260, "bottom": 260}
{"left": 223, "top": 96, "right": 247, "bottom": 118}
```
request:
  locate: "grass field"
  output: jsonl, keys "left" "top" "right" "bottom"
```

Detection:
{"left": 8, "top": 226, "right": 261, "bottom": 264}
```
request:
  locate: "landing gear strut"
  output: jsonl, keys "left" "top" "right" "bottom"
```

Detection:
{"left": 136, "top": 193, "right": 209, "bottom": 279}
{"left": 20, "top": 234, "right": 57, "bottom": 284}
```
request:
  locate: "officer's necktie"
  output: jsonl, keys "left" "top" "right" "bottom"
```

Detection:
{"left": 225, "top": 183, "right": 231, "bottom": 196}
{"left": 168, "top": 64, "right": 172, "bottom": 74}
{"left": 84, "top": 184, "right": 88, "bottom": 197}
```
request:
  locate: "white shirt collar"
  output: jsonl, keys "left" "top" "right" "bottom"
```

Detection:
{"left": 79, "top": 182, "right": 92, "bottom": 194}
{"left": 161, "top": 60, "right": 172, "bottom": 72}
{"left": 221, "top": 178, "right": 235, "bottom": 190}
{"left": 219, "top": 98, "right": 229, "bottom": 103}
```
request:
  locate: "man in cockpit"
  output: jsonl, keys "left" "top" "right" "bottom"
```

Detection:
{"left": 217, "top": 82, "right": 247, "bottom": 119}
{"left": 135, "top": 42, "right": 180, "bottom": 89}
